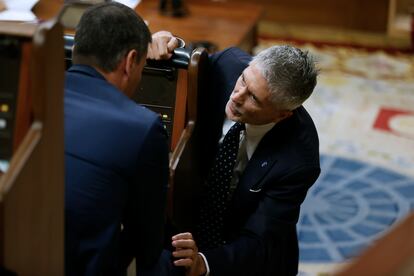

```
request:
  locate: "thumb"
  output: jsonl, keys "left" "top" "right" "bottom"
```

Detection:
{"left": 167, "top": 37, "right": 179, "bottom": 52}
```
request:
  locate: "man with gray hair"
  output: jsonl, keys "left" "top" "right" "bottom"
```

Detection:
{"left": 169, "top": 46, "right": 320, "bottom": 276}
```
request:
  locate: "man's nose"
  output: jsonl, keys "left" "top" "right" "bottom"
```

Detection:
{"left": 231, "top": 86, "right": 247, "bottom": 104}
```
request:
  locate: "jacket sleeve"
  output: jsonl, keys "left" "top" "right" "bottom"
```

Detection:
{"left": 203, "top": 165, "right": 320, "bottom": 276}
{"left": 120, "top": 116, "right": 169, "bottom": 269}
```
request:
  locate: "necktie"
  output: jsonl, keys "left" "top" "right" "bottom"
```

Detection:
{"left": 197, "top": 122, "right": 245, "bottom": 249}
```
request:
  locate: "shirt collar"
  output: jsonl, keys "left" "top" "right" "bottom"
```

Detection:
{"left": 223, "top": 118, "right": 275, "bottom": 159}
{"left": 245, "top": 122, "right": 275, "bottom": 138}
{"left": 244, "top": 122, "right": 275, "bottom": 159}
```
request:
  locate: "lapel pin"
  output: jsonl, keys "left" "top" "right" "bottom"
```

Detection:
{"left": 261, "top": 161, "right": 268, "bottom": 168}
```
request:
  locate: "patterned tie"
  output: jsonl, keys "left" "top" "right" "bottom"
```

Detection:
{"left": 197, "top": 122, "right": 245, "bottom": 249}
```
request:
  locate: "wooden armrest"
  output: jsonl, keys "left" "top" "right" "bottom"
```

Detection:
{"left": 167, "top": 121, "right": 195, "bottom": 219}
{"left": 166, "top": 47, "right": 208, "bottom": 227}
{"left": 169, "top": 121, "right": 195, "bottom": 172}
{"left": 335, "top": 211, "right": 414, "bottom": 276}
{"left": 0, "top": 124, "right": 42, "bottom": 201}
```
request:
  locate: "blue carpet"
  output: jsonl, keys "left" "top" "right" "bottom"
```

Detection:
{"left": 298, "top": 154, "right": 414, "bottom": 262}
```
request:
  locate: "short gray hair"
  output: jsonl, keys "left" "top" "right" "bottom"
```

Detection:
{"left": 251, "top": 45, "right": 318, "bottom": 110}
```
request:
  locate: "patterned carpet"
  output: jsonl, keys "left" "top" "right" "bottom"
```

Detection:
{"left": 255, "top": 38, "right": 414, "bottom": 275}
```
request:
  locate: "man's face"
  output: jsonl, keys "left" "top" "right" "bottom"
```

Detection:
{"left": 225, "top": 64, "right": 285, "bottom": 125}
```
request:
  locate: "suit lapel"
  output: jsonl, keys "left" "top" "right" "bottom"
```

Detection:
{"left": 241, "top": 152, "right": 277, "bottom": 192}
{"left": 237, "top": 106, "right": 301, "bottom": 192}
{"left": 238, "top": 127, "right": 280, "bottom": 192}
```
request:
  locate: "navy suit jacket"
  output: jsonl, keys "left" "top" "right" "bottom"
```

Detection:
{"left": 196, "top": 48, "right": 321, "bottom": 276}
{"left": 64, "top": 65, "right": 169, "bottom": 275}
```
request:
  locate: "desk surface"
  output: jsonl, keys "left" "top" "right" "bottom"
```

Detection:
{"left": 34, "top": 0, "right": 262, "bottom": 51}
{"left": 136, "top": 0, "right": 263, "bottom": 51}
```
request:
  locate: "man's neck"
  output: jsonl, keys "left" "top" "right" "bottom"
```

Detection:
{"left": 93, "top": 66, "right": 127, "bottom": 96}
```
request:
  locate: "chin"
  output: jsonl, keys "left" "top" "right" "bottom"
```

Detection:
{"left": 225, "top": 107, "right": 236, "bottom": 121}
{"left": 228, "top": 114, "right": 243, "bottom": 123}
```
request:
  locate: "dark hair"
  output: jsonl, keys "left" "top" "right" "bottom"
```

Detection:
{"left": 252, "top": 45, "right": 318, "bottom": 110}
{"left": 73, "top": 2, "right": 151, "bottom": 72}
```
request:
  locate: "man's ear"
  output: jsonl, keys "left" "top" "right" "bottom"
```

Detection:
{"left": 124, "top": 49, "right": 138, "bottom": 77}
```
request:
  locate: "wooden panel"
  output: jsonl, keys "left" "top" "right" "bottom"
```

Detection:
{"left": 171, "top": 69, "right": 187, "bottom": 150}
{"left": 0, "top": 20, "right": 64, "bottom": 275}
{"left": 0, "top": 22, "right": 37, "bottom": 37}
{"left": 33, "top": 0, "right": 394, "bottom": 34}
{"left": 227, "top": 0, "right": 390, "bottom": 32}
{"left": 353, "top": 0, "right": 390, "bottom": 32}
{"left": 396, "top": 0, "right": 414, "bottom": 12}
{"left": 13, "top": 43, "right": 32, "bottom": 152}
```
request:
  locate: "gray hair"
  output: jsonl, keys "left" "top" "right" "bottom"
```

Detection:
{"left": 251, "top": 45, "right": 318, "bottom": 110}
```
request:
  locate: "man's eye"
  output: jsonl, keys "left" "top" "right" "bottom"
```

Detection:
{"left": 241, "top": 74, "right": 247, "bottom": 83}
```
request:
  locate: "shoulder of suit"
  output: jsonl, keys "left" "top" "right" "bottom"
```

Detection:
{"left": 126, "top": 101, "right": 161, "bottom": 123}
{"left": 274, "top": 106, "right": 317, "bottom": 137}
{"left": 295, "top": 106, "right": 316, "bottom": 127}
{"left": 210, "top": 47, "right": 252, "bottom": 67}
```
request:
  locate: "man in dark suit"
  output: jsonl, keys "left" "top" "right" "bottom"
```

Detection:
{"left": 171, "top": 46, "right": 320, "bottom": 276}
{"left": 64, "top": 2, "right": 179, "bottom": 275}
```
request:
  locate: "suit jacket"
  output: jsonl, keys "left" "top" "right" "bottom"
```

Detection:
{"left": 64, "top": 65, "right": 169, "bottom": 275}
{"left": 196, "top": 48, "right": 321, "bottom": 276}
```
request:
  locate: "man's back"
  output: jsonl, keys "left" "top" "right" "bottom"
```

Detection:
{"left": 64, "top": 65, "right": 169, "bottom": 275}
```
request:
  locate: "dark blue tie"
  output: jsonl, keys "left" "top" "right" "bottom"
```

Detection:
{"left": 197, "top": 122, "right": 245, "bottom": 249}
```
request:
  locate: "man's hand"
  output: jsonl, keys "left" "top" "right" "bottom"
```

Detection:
{"left": 147, "top": 31, "right": 179, "bottom": 60}
{"left": 172, "top": 232, "right": 207, "bottom": 276}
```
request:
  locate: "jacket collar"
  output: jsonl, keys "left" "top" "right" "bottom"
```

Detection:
{"left": 67, "top": 64, "right": 106, "bottom": 81}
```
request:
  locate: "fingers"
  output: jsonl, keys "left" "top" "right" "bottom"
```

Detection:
{"left": 147, "top": 39, "right": 169, "bottom": 60}
{"left": 147, "top": 30, "right": 179, "bottom": 60}
{"left": 155, "top": 38, "right": 169, "bottom": 58}
{"left": 172, "top": 232, "right": 193, "bottom": 240}
{"left": 146, "top": 45, "right": 154, "bottom": 60}
{"left": 172, "top": 232, "right": 196, "bottom": 250}
{"left": 147, "top": 40, "right": 162, "bottom": 60}
{"left": 172, "top": 249, "right": 196, "bottom": 268}
{"left": 167, "top": 37, "right": 179, "bottom": 52}
{"left": 172, "top": 248, "right": 193, "bottom": 258}
{"left": 172, "top": 232, "right": 198, "bottom": 268}
{"left": 174, "top": 258, "right": 194, "bottom": 267}
{"left": 173, "top": 239, "right": 196, "bottom": 250}
{"left": 153, "top": 30, "right": 173, "bottom": 38}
